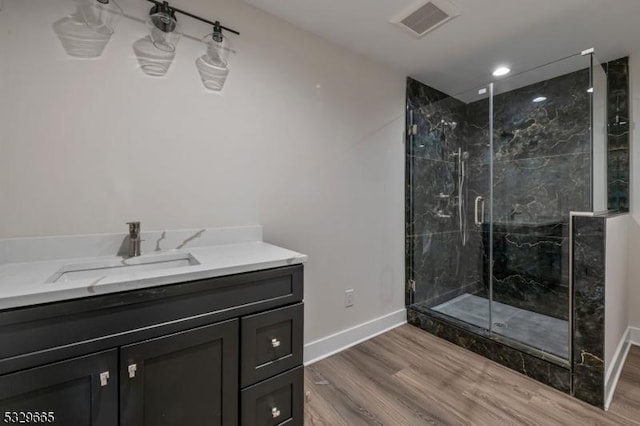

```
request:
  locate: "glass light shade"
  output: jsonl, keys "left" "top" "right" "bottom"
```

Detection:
{"left": 203, "top": 34, "right": 230, "bottom": 67}
{"left": 196, "top": 54, "right": 229, "bottom": 91}
{"left": 77, "top": 0, "right": 123, "bottom": 35}
{"left": 146, "top": 13, "right": 181, "bottom": 52}
{"left": 53, "top": 9, "right": 111, "bottom": 58}
{"left": 133, "top": 36, "right": 176, "bottom": 76}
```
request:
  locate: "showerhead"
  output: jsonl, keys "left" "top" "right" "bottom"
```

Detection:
{"left": 436, "top": 119, "right": 456, "bottom": 143}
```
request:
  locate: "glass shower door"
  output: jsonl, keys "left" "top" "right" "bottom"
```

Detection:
{"left": 488, "top": 53, "right": 593, "bottom": 359}
{"left": 407, "top": 51, "right": 601, "bottom": 361}
{"left": 406, "top": 80, "right": 492, "bottom": 332}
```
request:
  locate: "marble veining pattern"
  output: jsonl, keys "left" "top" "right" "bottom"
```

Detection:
{"left": 606, "top": 57, "right": 630, "bottom": 212}
{"left": 407, "top": 68, "right": 591, "bottom": 322}
{"left": 406, "top": 61, "right": 623, "bottom": 407}
{"left": 0, "top": 226, "right": 308, "bottom": 310}
{"left": 571, "top": 216, "right": 606, "bottom": 408}
{"left": 406, "top": 78, "right": 485, "bottom": 308}
{"left": 0, "top": 225, "right": 265, "bottom": 265}
{"left": 485, "top": 223, "right": 569, "bottom": 320}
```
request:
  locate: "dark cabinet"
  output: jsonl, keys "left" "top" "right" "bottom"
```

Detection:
{"left": 241, "top": 367, "right": 304, "bottom": 426}
{"left": 120, "top": 320, "right": 239, "bottom": 426}
{"left": 0, "top": 350, "right": 118, "bottom": 426}
{"left": 0, "top": 265, "right": 304, "bottom": 426}
{"left": 241, "top": 303, "right": 303, "bottom": 387}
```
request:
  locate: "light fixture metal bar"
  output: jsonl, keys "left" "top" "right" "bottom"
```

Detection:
{"left": 145, "top": 0, "right": 240, "bottom": 35}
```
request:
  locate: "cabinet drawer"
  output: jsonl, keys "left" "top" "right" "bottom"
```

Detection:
{"left": 241, "top": 303, "right": 303, "bottom": 387}
{"left": 240, "top": 367, "right": 303, "bottom": 426}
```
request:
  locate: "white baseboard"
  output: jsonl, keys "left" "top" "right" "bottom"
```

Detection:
{"left": 629, "top": 326, "right": 640, "bottom": 346}
{"left": 605, "top": 328, "right": 632, "bottom": 410}
{"left": 303, "top": 309, "right": 407, "bottom": 365}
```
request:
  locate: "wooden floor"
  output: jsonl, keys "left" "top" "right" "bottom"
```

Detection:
{"left": 304, "top": 324, "right": 640, "bottom": 425}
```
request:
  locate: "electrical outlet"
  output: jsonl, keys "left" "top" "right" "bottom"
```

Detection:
{"left": 345, "top": 289, "right": 354, "bottom": 308}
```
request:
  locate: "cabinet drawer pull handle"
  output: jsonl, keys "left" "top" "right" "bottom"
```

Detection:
{"left": 128, "top": 364, "right": 137, "bottom": 379}
{"left": 271, "top": 338, "right": 281, "bottom": 348}
{"left": 99, "top": 371, "right": 110, "bottom": 387}
{"left": 271, "top": 407, "right": 281, "bottom": 418}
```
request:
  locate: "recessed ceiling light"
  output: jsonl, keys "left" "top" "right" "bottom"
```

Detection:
{"left": 533, "top": 96, "right": 547, "bottom": 103}
{"left": 492, "top": 66, "right": 511, "bottom": 77}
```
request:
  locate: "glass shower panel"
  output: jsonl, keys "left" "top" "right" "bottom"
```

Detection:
{"left": 489, "top": 53, "right": 593, "bottom": 359}
{"left": 406, "top": 81, "right": 492, "bottom": 331}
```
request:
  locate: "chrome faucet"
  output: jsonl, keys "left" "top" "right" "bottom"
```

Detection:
{"left": 127, "top": 221, "right": 141, "bottom": 257}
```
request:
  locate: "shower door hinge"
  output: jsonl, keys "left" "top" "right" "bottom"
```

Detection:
{"left": 408, "top": 124, "right": 418, "bottom": 136}
{"left": 408, "top": 279, "right": 416, "bottom": 293}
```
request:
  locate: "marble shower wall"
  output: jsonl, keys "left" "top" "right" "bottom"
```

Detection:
{"left": 406, "top": 78, "right": 484, "bottom": 308}
{"left": 407, "top": 57, "right": 629, "bottom": 317}
{"left": 466, "top": 69, "right": 591, "bottom": 320}
{"left": 572, "top": 215, "right": 606, "bottom": 408}
{"left": 606, "top": 57, "right": 630, "bottom": 212}
{"left": 466, "top": 69, "right": 592, "bottom": 220}
{"left": 406, "top": 60, "right": 621, "bottom": 409}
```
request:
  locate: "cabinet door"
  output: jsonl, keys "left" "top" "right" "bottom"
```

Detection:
{"left": 120, "top": 319, "right": 239, "bottom": 426}
{"left": 0, "top": 350, "right": 117, "bottom": 426}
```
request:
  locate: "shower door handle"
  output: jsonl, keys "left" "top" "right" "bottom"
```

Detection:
{"left": 475, "top": 196, "right": 485, "bottom": 226}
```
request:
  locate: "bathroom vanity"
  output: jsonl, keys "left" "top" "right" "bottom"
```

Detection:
{"left": 0, "top": 226, "right": 307, "bottom": 425}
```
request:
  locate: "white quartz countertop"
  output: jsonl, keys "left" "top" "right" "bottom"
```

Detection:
{"left": 0, "top": 226, "right": 307, "bottom": 310}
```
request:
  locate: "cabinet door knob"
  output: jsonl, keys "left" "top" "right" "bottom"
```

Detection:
{"left": 99, "top": 371, "right": 110, "bottom": 387}
{"left": 271, "top": 407, "right": 281, "bottom": 419}
{"left": 271, "top": 338, "right": 281, "bottom": 348}
{"left": 128, "top": 363, "right": 137, "bottom": 379}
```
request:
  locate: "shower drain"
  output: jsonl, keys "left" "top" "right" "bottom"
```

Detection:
{"left": 493, "top": 322, "right": 506, "bottom": 328}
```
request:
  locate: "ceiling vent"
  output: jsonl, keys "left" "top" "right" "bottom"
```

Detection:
{"left": 391, "top": 0, "right": 461, "bottom": 39}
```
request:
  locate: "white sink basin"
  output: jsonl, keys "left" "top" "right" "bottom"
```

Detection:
{"left": 46, "top": 253, "right": 200, "bottom": 283}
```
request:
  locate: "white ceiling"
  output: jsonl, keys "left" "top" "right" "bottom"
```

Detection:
{"left": 244, "top": 0, "right": 640, "bottom": 96}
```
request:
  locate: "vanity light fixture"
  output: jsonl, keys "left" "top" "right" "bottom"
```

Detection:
{"left": 533, "top": 96, "right": 547, "bottom": 103}
{"left": 142, "top": 0, "right": 239, "bottom": 90}
{"left": 492, "top": 66, "right": 511, "bottom": 77}
{"left": 54, "top": 0, "right": 240, "bottom": 86}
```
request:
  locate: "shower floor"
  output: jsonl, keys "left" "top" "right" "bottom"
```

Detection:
{"left": 431, "top": 293, "right": 568, "bottom": 359}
